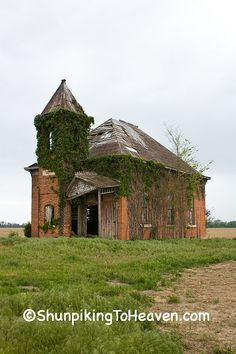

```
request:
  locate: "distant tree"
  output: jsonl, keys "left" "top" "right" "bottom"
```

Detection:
{"left": 206, "top": 218, "right": 236, "bottom": 228}
{"left": 0, "top": 221, "right": 23, "bottom": 228}
{"left": 228, "top": 220, "right": 236, "bottom": 227}
{"left": 23, "top": 222, "right": 31, "bottom": 237}
{"left": 205, "top": 208, "right": 215, "bottom": 227}
{"left": 165, "top": 125, "right": 213, "bottom": 173}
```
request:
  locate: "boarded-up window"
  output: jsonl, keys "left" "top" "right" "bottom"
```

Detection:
{"left": 44, "top": 205, "right": 54, "bottom": 225}
{"left": 167, "top": 194, "right": 174, "bottom": 225}
{"left": 141, "top": 196, "right": 148, "bottom": 223}
{"left": 188, "top": 199, "right": 195, "bottom": 225}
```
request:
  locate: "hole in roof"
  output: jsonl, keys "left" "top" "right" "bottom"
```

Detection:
{"left": 91, "top": 131, "right": 103, "bottom": 137}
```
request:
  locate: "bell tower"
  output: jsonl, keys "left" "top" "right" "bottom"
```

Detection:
{"left": 26, "top": 80, "right": 93, "bottom": 237}
{"left": 34, "top": 79, "right": 93, "bottom": 177}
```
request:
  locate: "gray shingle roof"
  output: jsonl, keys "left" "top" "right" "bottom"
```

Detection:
{"left": 26, "top": 81, "right": 197, "bottom": 175}
{"left": 74, "top": 171, "right": 119, "bottom": 188}
{"left": 89, "top": 119, "right": 195, "bottom": 173}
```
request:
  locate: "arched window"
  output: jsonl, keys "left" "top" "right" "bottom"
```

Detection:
{"left": 49, "top": 132, "right": 53, "bottom": 151}
{"left": 167, "top": 194, "right": 175, "bottom": 225}
{"left": 44, "top": 205, "right": 54, "bottom": 225}
{"left": 141, "top": 195, "right": 149, "bottom": 224}
{"left": 188, "top": 199, "right": 195, "bottom": 225}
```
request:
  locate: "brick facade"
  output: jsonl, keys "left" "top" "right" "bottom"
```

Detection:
{"left": 31, "top": 168, "right": 60, "bottom": 237}
{"left": 30, "top": 168, "right": 206, "bottom": 239}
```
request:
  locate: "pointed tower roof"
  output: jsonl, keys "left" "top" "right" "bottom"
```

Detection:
{"left": 41, "top": 79, "right": 84, "bottom": 115}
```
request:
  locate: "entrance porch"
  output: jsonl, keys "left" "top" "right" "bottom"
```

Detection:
{"left": 67, "top": 172, "right": 120, "bottom": 238}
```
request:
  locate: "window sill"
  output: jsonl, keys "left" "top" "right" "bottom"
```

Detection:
{"left": 187, "top": 224, "right": 197, "bottom": 229}
{"left": 140, "top": 224, "right": 152, "bottom": 228}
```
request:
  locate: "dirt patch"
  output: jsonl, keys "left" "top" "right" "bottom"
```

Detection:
{"left": 150, "top": 262, "right": 236, "bottom": 354}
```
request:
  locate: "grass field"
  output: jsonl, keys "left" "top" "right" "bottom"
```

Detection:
{"left": 0, "top": 227, "right": 24, "bottom": 237}
{"left": 206, "top": 228, "right": 236, "bottom": 239}
{"left": 0, "top": 236, "right": 235, "bottom": 353}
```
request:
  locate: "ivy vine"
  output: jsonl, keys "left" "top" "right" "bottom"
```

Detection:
{"left": 34, "top": 108, "right": 94, "bottom": 230}
{"left": 82, "top": 155, "right": 164, "bottom": 196}
{"left": 82, "top": 154, "right": 203, "bottom": 200}
{"left": 83, "top": 155, "right": 205, "bottom": 239}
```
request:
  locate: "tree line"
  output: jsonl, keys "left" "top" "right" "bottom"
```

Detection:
{"left": 207, "top": 219, "right": 236, "bottom": 228}
{"left": 0, "top": 221, "right": 24, "bottom": 228}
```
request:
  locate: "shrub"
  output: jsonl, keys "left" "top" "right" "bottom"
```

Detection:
{"left": 24, "top": 222, "right": 31, "bottom": 238}
{"left": 167, "top": 294, "right": 180, "bottom": 304}
{"left": 213, "top": 346, "right": 234, "bottom": 354}
{"left": 8, "top": 231, "right": 19, "bottom": 237}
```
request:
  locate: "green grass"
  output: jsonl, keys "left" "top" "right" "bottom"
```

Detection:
{"left": 0, "top": 236, "right": 235, "bottom": 354}
{"left": 167, "top": 294, "right": 180, "bottom": 304}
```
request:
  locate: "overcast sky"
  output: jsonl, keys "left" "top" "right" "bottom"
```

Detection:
{"left": 0, "top": 0, "right": 235, "bottom": 223}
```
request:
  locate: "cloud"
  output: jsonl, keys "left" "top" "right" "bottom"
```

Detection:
{"left": 0, "top": 0, "right": 235, "bottom": 222}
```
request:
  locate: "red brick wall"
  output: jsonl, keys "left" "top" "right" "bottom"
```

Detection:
{"left": 116, "top": 194, "right": 206, "bottom": 240}
{"left": 31, "top": 168, "right": 60, "bottom": 237}
{"left": 63, "top": 201, "right": 72, "bottom": 237}
{"left": 31, "top": 172, "right": 39, "bottom": 237}
{"left": 186, "top": 195, "right": 206, "bottom": 238}
{"left": 117, "top": 196, "right": 129, "bottom": 240}
{"left": 30, "top": 169, "right": 206, "bottom": 240}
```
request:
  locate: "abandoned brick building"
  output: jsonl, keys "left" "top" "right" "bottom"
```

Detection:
{"left": 25, "top": 80, "right": 208, "bottom": 239}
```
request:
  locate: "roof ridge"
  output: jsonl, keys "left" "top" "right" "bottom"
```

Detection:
{"left": 110, "top": 118, "right": 124, "bottom": 154}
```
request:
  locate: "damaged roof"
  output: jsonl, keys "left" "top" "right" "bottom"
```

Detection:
{"left": 74, "top": 171, "right": 119, "bottom": 188}
{"left": 25, "top": 119, "right": 195, "bottom": 174}
{"left": 89, "top": 119, "right": 195, "bottom": 173}
{"left": 26, "top": 81, "right": 196, "bottom": 175}
{"left": 67, "top": 171, "right": 119, "bottom": 199}
{"left": 41, "top": 79, "right": 84, "bottom": 115}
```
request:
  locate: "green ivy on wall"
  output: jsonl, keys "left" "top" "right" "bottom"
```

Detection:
{"left": 82, "top": 155, "right": 164, "bottom": 196}
{"left": 82, "top": 154, "right": 203, "bottom": 200}
{"left": 34, "top": 108, "right": 94, "bottom": 230}
{"left": 83, "top": 155, "right": 205, "bottom": 239}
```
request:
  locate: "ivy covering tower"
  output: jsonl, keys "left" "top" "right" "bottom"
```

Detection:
{"left": 34, "top": 80, "right": 94, "bottom": 230}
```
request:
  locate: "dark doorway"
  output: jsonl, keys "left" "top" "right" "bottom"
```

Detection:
{"left": 71, "top": 203, "right": 78, "bottom": 235}
{"left": 87, "top": 205, "right": 98, "bottom": 236}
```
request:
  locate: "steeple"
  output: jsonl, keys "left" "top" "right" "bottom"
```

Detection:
{"left": 41, "top": 79, "right": 84, "bottom": 115}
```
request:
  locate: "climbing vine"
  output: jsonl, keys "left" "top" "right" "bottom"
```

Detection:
{"left": 35, "top": 108, "right": 94, "bottom": 182}
{"left": 83, "top": 155, "right": 204, "bottom": 199}
{"left": 83, "top": 155, "right": 163, "bottom": 196}
{"left": 34, "top": 108, "right": 94, "bottom": 231}
{"left": 83, "top": 155, "right": 205, "bottom": 239}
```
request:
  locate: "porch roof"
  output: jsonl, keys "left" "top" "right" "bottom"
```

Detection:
{"left": 66, "top": 171, "right": 119, "bottom": 200}
{"left": 74, "top": 171, "right": 119, "bottom": 188}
